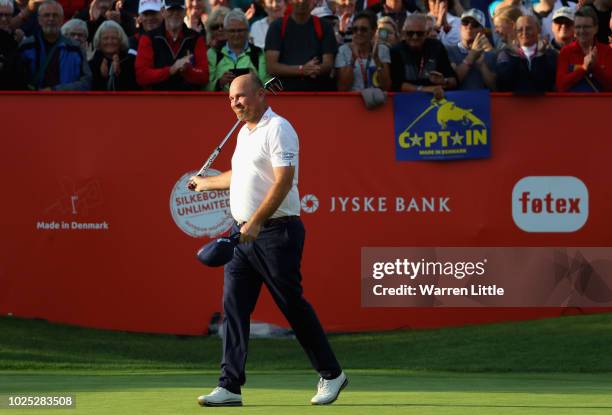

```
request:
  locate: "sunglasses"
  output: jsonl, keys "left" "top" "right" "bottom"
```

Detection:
{"left": 225, "top": 28, "right": 247, "bottom": 34}
{"left": 39, "top": 12, "right": 61, "bottom": 19}
{"left": 553, "top": 18, "right": 573, "bottom": 26}
{"left": 210, "top": 23, "right": 223, "bottom": 31}
{"left": 461, "top": 20, "right": 481, "bottom": 29}
{"left": 352, "top": 25, "right": 370, "bottom": 33}
{"left": 404, "top": 30, "right": 425, "bottom": 38}
{"left": 68, "top": 32, "right": 88, "bottom": 39}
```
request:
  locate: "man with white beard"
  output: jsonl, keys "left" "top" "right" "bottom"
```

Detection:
{"left": 19, "top": 0, "right": 91, "bottom": 90}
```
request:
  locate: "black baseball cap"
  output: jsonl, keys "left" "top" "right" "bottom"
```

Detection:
{"left": 196, "top": 233, "right": 240, "bottom": 267}
{"left": 164, "top": 0, "right": 185, "bottom": 9}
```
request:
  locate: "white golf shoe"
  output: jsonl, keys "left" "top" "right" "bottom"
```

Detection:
{"left": 197, "top": 386, "right": 243, "bottom": 407}
{"left": 310, "top": 371, "right": 348, "bottom": 405}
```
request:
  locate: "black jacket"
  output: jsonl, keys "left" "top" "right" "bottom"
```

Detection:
{"left": 0, "top": 30, "right": 27, "bottom": 90}
{"left": 496, "top": 44, "right": 557, "bottom": 93}
{"left": 89, "top": 50, "right": 139, "bottom": 91}
{"left": 143, "top": 23, "right": 203, "bottom": 91}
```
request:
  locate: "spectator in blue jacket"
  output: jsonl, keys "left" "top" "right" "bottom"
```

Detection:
{"left": 496, "top": 14, "right": 557, "bottom": 92}
{"left": 19, "top": 0, "right": 91, "bottom": 90}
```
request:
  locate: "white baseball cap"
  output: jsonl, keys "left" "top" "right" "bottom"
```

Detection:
{"left": 553, "top": 7, "right": 575, "bottom": 22}
{"left": 139, "top": 0, "right": 163, "bottom": 14}
{"left": 461, "top": 9, "right": 486, "bottom": 28}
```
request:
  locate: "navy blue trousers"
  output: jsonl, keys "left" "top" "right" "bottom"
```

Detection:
{"left": 218, "top": 218, "right": 341, "bottom": 394}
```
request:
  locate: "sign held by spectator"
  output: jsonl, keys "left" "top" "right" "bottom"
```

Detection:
{"left": 393, "top": 90, "right": 491, "bottom": 161}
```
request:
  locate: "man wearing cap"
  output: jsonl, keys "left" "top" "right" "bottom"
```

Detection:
{"left": 135, "top": 0, "right": 208, "bottom": 90}
{"left": 550, "top": 6, "right": 575, "bottom": 51}
{"left": 446, "top": 8, "right": 497, "bottom": 90}
{"left": 128, "top": 0, "right": 164, "bottom": 53}
{"left": 188, "top": 73, "right": 347, "bottom": 407}
{"left": 19, "top": 0, "right": 92, "bottom": 90}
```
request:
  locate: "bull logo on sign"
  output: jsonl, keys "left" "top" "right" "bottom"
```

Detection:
{"left": 435, "top": 100, "right": 484, "bottom": 129}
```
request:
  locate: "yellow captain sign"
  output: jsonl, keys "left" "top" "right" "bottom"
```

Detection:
{"left": 394, "top": 91, "right": 491, "bottom": 161}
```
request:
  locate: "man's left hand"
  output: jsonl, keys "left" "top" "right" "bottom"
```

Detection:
{"left": 428, "top": 70, "right": 445, "bottom": 85}
{"left": 239, "top": 221, "right": 262, "bottom": 243}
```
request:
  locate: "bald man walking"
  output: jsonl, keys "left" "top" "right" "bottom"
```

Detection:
{"left": 189, "top": 73, "right": 347, "bottom": 407}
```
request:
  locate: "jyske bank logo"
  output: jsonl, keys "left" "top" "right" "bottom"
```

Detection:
{"left": 301, "top": 194, "right": 319, "bottom": 213}
{"left": 512, "top": 176, "right": 588, "bottom": 233}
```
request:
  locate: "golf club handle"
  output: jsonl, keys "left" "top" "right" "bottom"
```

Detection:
{"left": 194, "top": 118, "right": 242, "bottom": 177}
{"left": 196, "top": 148, "right": 220, "bottom": 177}
{"left": 188, "top": 150, "right": 219, "bottom": 190}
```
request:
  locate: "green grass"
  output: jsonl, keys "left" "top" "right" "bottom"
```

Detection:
{"left": 1, "top": 313, "right": 612, "bottom": 372}
{"left": 2, "top": 314, "right": 612, "bottom": 414}
{"left": 2, "top": 372, "right": 612, "bottom": 414}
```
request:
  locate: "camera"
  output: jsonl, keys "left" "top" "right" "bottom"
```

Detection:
{"left": 378, "top": 28, "right": 389, "bottom": 42}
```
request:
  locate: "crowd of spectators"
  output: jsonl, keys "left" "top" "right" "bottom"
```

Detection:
{"left": 0, "top": 0, "right": 610, "bottom": 92}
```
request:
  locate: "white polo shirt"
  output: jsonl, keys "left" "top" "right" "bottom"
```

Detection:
{"left": 230, "top": 107, "right": 300, "bottom": 223}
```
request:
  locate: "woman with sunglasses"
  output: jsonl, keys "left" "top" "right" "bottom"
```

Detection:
{"left": 206, "top": 5, "right": 230, "bottom": 48}
{"left": 336, "top": 11, "right": 391, "bottom": 91}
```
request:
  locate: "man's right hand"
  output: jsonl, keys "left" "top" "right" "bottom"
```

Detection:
{"left": 473, "top": 32, "right": 493, "bottom": 53}
{"left": 100, "top": 58, "right": 109, "bottom": 78}
{"left": 219, "top": 71, "right": 236, "bottom": 88}
{"left": 89, "top": 0, "right": 104, "bottom": 21}
{"left": 302, "top": 57, "right": 320, "bottom": 78}
{"left": 583, "top": 46, "right": 597, "bottom": 71}
{"left": 426, "top": 85, "right": 444, "bottom": 100}
{"left": 188, "top": 176, "right": 208, "bottom": 192}
{"left": 27, "top": 0, "right": 43, "bottom": 12}
{"left": 170, "top": 54, "right": 191, "bottom": 75}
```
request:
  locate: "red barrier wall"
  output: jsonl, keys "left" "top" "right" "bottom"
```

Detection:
{"left": 1, "top": 93, "right": 611, "bottom": 334}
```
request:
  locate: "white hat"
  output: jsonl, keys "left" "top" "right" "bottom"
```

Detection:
{"left": 460, "top": 9, "right": 486, "bottom": 28}
{"left": 139, "top": 0, "right": 162, "bottom": 14}
{"left": 311, "top": 3, "right": 335, "bottom": 19}
{"left": 552, "top": 7, "right": 575, "bottom": 22}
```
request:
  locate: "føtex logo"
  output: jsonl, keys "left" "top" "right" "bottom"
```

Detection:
{"left": 512, "top": 176, "right": 589, "bottom": 233}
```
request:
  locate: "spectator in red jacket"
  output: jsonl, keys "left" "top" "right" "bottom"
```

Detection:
{"left": 556, "top": 6, "right": 612, "bottom": 92}
{"left": 135, "top": 0, "right": 209, "bottom": 90}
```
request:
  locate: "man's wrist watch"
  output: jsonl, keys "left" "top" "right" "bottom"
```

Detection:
{"left": 298, "top": 65, "right": 304, "bottom": 76}
{"left": 416, "top": 85, "right": 423, "bottom": 91}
